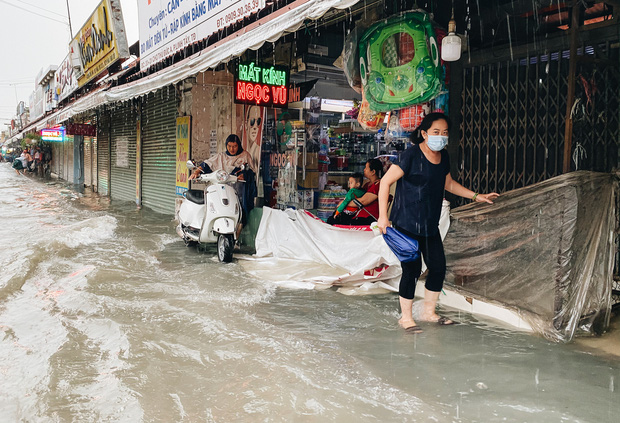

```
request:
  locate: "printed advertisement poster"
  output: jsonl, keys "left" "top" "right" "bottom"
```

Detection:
{"left": 175, "top": 116, "right": 191, "bottom": 195}
{"left": 242, "top": 105, "right": 265, "bottom": 173}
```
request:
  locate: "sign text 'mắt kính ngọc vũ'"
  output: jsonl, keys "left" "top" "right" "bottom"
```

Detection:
{"left": 234, "top": 62, "right": 289, "bottom": 108}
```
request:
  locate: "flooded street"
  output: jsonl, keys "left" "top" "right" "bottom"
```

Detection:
{"left": 0, "top": 163, "right": 619, "bottom": 423}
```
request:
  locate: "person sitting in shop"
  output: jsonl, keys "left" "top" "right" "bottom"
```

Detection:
{"left": 189, "top": 134, "right": 257, "bottom": 230}
{"left": 327, "top": 173, "right": 366, "bottom": 225}
{"left": 327, "top": 158, "right": 383, "bottom": 226}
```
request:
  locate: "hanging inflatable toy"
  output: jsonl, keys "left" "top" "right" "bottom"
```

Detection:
{"left": 399, "top": 104, "right": 427, "bottom": 131}
{"left": 359, "top": 11, "right": 442, "bottom": 112}
{"left": 357, "top": 90, "right": 386, "bottom": 130}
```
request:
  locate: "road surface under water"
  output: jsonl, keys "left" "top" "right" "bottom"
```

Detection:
{"left": 0, "top": 163, "right": 618, "bottom": 422}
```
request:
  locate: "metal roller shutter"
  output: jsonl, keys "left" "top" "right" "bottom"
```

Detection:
{"left": 97, "top": 110, "right": 111, "bottom": 196}
{"left": 110, "top": 102, "right": 138, "bottom": 203}
{"left": 84, "top": 137, "right": 92, "bottom": 188}
{"left": 64, "top": 136, "right": 74, "bottom": 183}
{"left": 52, "top": 143, "right": 62, "bottom": 177}
{"left": 141, "top": 86, "right": 178, "bottom": 215}
{"left": 92, "top": 137, "right": 98, "bottom": 192}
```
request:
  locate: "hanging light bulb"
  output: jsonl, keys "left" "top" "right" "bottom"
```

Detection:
{"left": 441, "top": 2, "right": 462, "bottom": 62}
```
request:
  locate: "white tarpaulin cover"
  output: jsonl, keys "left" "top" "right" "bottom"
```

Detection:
{"left": 241, "top": 208, "right": 402, "bottom": 294}
{"left": 241, "top": 201, "right": 451, "bottom": 295}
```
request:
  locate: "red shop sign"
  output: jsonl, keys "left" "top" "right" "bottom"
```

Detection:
{"left": 234, "top": 61, "right": 289, "bottom": 108}
{"left": 66, "top": 123, "right": 97, "bottom": 136}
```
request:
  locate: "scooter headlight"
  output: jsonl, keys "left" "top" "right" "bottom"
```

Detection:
{"left": 215, "top": 170, "right": 228, "bottom": 182}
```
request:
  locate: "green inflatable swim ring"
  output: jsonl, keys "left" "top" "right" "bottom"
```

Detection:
{"left": 359, "top": 11, "right": 442, "bottom": 112}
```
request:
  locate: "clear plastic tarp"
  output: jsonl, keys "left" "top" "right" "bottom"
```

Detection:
{"left": 443, "top": 171, "right": 617, "bottom": 342}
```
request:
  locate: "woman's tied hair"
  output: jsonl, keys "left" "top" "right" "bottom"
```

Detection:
{"left": 366, "top": 158, "right": 384, "bottom": 179}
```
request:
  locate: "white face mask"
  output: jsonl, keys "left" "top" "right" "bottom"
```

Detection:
{"left": 426, "top": 135, "right": 448, "bottom": 151}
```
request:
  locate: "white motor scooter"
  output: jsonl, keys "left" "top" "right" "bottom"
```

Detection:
{"left": 176, "top": 161, "right": 243, "bottom": 262}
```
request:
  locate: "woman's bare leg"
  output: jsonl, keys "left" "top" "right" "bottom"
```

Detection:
{"left": 421, "top": 288, "right": 454, "bottom": 324}
{"left": 398, "top": 296, "right": 417, "bottom": 328}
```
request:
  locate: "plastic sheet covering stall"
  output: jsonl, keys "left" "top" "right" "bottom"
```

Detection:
{"left": 243, "top": 202, "right": 451, "bottom": 293}
{"left": 443, "top": 171, "right": 616, "bottom": 342}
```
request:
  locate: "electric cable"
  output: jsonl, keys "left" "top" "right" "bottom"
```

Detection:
{"left": 10, "top": 0, "right": 67, "bottom": 19}
{"left": 0, "top": 0, "right": 68, "bottom": 25}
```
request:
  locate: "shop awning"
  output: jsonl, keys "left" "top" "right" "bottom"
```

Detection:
{"left": 19, "top": 85, "right": 110, "bottom": 133}
{"left": 104, "top": 0, "right": 360, "bottom": 102}
{"left": 19, "top": 0, "right": 359, "bottom": 132}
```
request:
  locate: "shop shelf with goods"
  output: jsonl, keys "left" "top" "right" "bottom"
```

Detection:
{"left": 326, "top": 128, "right": 386, "bottom": 186}
{"left": 275, "top": 125, "right": 319, "bottom": 211}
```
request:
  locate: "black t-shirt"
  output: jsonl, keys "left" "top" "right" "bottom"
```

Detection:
{"left": 390, "top": 145, "right": 450, "bottom": 236}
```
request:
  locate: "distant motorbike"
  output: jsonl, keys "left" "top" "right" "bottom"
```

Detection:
{"left": 176, "top": 161, "right": 243, "bottom": 262}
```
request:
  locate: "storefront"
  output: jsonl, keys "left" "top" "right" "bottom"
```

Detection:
{"left": 17, "top": 0, "right": 619, "bottom": 223}
{"left": 230, "top": 8, "right": 441, "bottom": 218}
{"left": 239, "top": 0, "right": 620, "bottom": 220}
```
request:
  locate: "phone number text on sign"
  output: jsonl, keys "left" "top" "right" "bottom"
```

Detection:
{"left": 217, "top": 0, "right": 263, "bottom": 28}
{"left": 138, "top": 0, "right": 265, "bottom": 70}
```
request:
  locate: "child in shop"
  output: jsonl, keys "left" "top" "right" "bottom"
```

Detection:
{"left": 327, "top": 173, "right": 366, "bottom": 225}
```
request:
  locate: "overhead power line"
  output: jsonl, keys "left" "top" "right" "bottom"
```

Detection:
{"left": 0, "top": 79, "right": 34, "bottom": 84}
{"left": 13, "top": 0, "right": 68, "bottom": 19}
{"left": 0, "top": 0, "right": 68, "bottom": 25}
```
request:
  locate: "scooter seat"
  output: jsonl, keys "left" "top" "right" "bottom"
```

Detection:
{"left": 185, "top": 189, "right": 205, "bottom": 204}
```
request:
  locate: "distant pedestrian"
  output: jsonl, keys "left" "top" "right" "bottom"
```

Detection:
{"left": 34, "top": 147, "right": 43, "bottom": 176}
{"left": 12, "top": 150, "right": 29, "bottom": 175}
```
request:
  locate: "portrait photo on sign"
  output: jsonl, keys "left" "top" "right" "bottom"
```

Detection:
{"left": 243, "top": 105, "right": 265, "bottom": 166}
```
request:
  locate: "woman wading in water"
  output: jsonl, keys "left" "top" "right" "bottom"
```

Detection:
{"left": 377, "top": 113, "right": 499, "bottom": 333}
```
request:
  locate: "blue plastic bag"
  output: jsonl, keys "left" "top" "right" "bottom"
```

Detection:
{"left": 383, "top": 227, "right": 420, "bottom": 262}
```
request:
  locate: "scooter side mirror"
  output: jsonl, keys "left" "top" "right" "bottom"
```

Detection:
{"left": 187, "top": 160, "right": 196, "bottom": 170}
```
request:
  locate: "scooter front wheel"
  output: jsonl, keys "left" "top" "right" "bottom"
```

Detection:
{"left": 217, "top": 233, "right": 234, "bottom": 263}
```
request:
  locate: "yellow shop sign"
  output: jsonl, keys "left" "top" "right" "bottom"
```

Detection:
{"left": 71, "top": 0, "right": 129, "bottom": 87}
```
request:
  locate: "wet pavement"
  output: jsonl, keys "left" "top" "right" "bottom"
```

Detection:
{"left": 0, "top": 163, "right": 618, "bottom": 422}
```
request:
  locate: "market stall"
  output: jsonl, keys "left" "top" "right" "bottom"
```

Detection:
{"left": 256, "top": 9, "right": 454, "bottom": 220}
